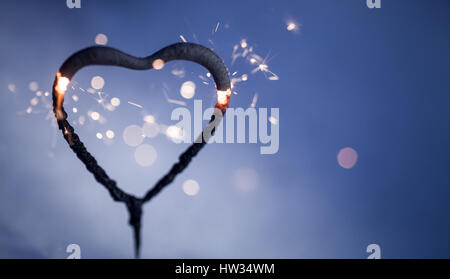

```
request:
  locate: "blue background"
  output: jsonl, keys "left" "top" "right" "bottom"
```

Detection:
{"left": 0, "top": 0, "right": 449, "bottom": 258}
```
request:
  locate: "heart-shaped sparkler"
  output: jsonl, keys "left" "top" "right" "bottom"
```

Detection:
{"left": 52, "top": 43, "right": 231, "bottom": 258}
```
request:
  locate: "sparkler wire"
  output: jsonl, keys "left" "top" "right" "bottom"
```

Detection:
{"left": 51, "top": 43, "right": 231, "bottom": 258}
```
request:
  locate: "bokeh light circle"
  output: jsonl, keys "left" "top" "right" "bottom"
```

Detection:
{"left": 337, "top": 147, "right": 358, "bottom": 169}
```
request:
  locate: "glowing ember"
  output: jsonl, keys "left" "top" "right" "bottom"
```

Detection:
{"left": 96, "top": 132, "right": 103, "bottom": 139}
{"left": 55, "top": 73, "right": 70, "bottom": 95}
{"left": 152, "top": 59, "right": 165, "bottom": 70}
{"left": 217, "top": 89, "right": 231, "bottom": 105}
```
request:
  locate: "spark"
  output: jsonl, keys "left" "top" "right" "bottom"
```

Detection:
{"left": 127, "top": 101, "right": 143, "bottom": 109}
{"left": 250, "top": 92, "right": 258, "bottom": 108}
{"left": 179, "top": 35, "right": 187, "bottom": 42}
{"left": 240, "top": 39, "right": 248, "bottom": 49}
{"left": 96, "top": 133, "right": 103, "bottom": 139}
{"left": 287, "top": 22, "right": 296, "bottom": 31}
{"left": 214, "top": 22, "right": 220, "bottom": 33}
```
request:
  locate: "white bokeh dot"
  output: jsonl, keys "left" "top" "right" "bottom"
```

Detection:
{"left": 183, "top": 179, "right": 200, "bottom": 196}
{"left": 142, "top": 122, "right": 159, "bottom": 138}
{"left": 91, "top": 76, "right": 105, "bottom": 90}
{"left": 134, "top": 144, "right": 157, "bottom": 167}
{"left": 180, "top": 81, "right": 196, "bottom": 99}
{"left": 123, "top": 125, "right": 144, "bottom": 147}
{"left": 95, "top": 33, "right": 108, "bottom": 45}
{"left": 337, "top": 147, "right": 358, "bottom": 169}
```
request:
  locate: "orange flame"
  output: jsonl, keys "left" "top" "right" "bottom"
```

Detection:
{"left": 55, "top": 73, "right": 70, "bottom": 120}
{"left": 55, "top": 72, "right": 70, "bottom": 95}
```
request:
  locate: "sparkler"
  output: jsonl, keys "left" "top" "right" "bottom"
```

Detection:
{"left": 51, "top": 42, "right": 231, "bottom": 258}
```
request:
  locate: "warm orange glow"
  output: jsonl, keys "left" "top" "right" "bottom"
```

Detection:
{"left": 55, "top": 73, "right": 70, "bottom": 120}
{"left": 152, "top": 59, "right": 165, "bottom": 70}
{"left": 55, "top": 72, "right": 70, "bottom": 95}
{"left": 217, "top": 89, "right": 231, "bottom": 105}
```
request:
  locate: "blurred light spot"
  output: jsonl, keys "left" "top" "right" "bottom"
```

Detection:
{"left": 87, "top": 88, "right": 96, "bottom": 94}
{"left": 123, "top": 125, "right": 144, "bottom": 147}
{"left": 143, "top": 114, "right": 155, "bottom": 123}
{"left": 7, "top": 83, "right": 16, "bottom": 93}
{"left": 30, "top": 97, "right": 39, "bottom": 106}
{"left": 44, "top": 91, "right": 49, "bottom": 97}
{"left": 337, "top": 147, "right": 358, "bottom": 169}
{"left": 95, "top": 33, "right": 108, "bottom": 45}
{"left": 110, "top": 97, "right": 120, "bottom": 107}
{"left": 182, "top": 179, "right": 200, "bottom": 196}
{"left": 134, "top": 144, "right": 157, "bottom": 167}
{"left": 241, "top": 74, "right": 248, "bottom": 81}
{"left": 90, "top": 111, "right": 100, "bottom": 121}
{"left": 171, "top": 69, "right": 185, "bottom": 78}
{"left": 91, "top": 76, "right": 105, "bottom": 90}
{"left": 29, "top": 81, "right": 38, "bottom": 92}
{"left": 78, "top": 116, "right": 86, "bottom": 125}
{"left": 105, "top": 103, "right": 115, "bottom": 111}
{"left": 287, "top": 22, "right": 296, "bottom": 31}
{"left": 250, "top": 58, "right": 257, "bottom": 64}
{"left": 166, "top": 125, "right": 183, "bottom": 141}
{"left": 179, "top": 35, "right": 187, "bottom": 42}
{"left": 232, "top": 168, "right": 258, "bottom": 192}
{"left": 206, "top": 72, "right": 211, "bottom": 78}
{"left": 106, "top": 130, "right": 115, "bottom": 139}
{"left": 240, "top": 39, "right": 247, "bottom": 48}
{"left": 268, "top": 116, "right": 278, "bottom": 125}
{"left": 180, "top": 81, "right": 196, "bottom": 99}
{"left": 96, "top": 133, "right": 103, "bottom": 139}
{"left": 152, "top": 59, "right": 164, "bottom": 70}
{"left": 26, "top": 107, "right": 32, "bottom": 114}
{"left": 36, "top": 91, "right": 42, "bottom": 97}
{"left": 73, "top": 107, "right": 78, "bottom": 113}
{"left": 142, "top": 122, "right": 159, "bottom": 138}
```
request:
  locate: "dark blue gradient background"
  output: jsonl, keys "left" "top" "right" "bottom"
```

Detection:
{"left": 0, "top": 0, "right": 449, "bottom": 258}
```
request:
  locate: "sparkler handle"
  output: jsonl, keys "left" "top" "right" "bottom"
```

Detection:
{"left": 52, "top": 43, "right": 230, "bottom": 258}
